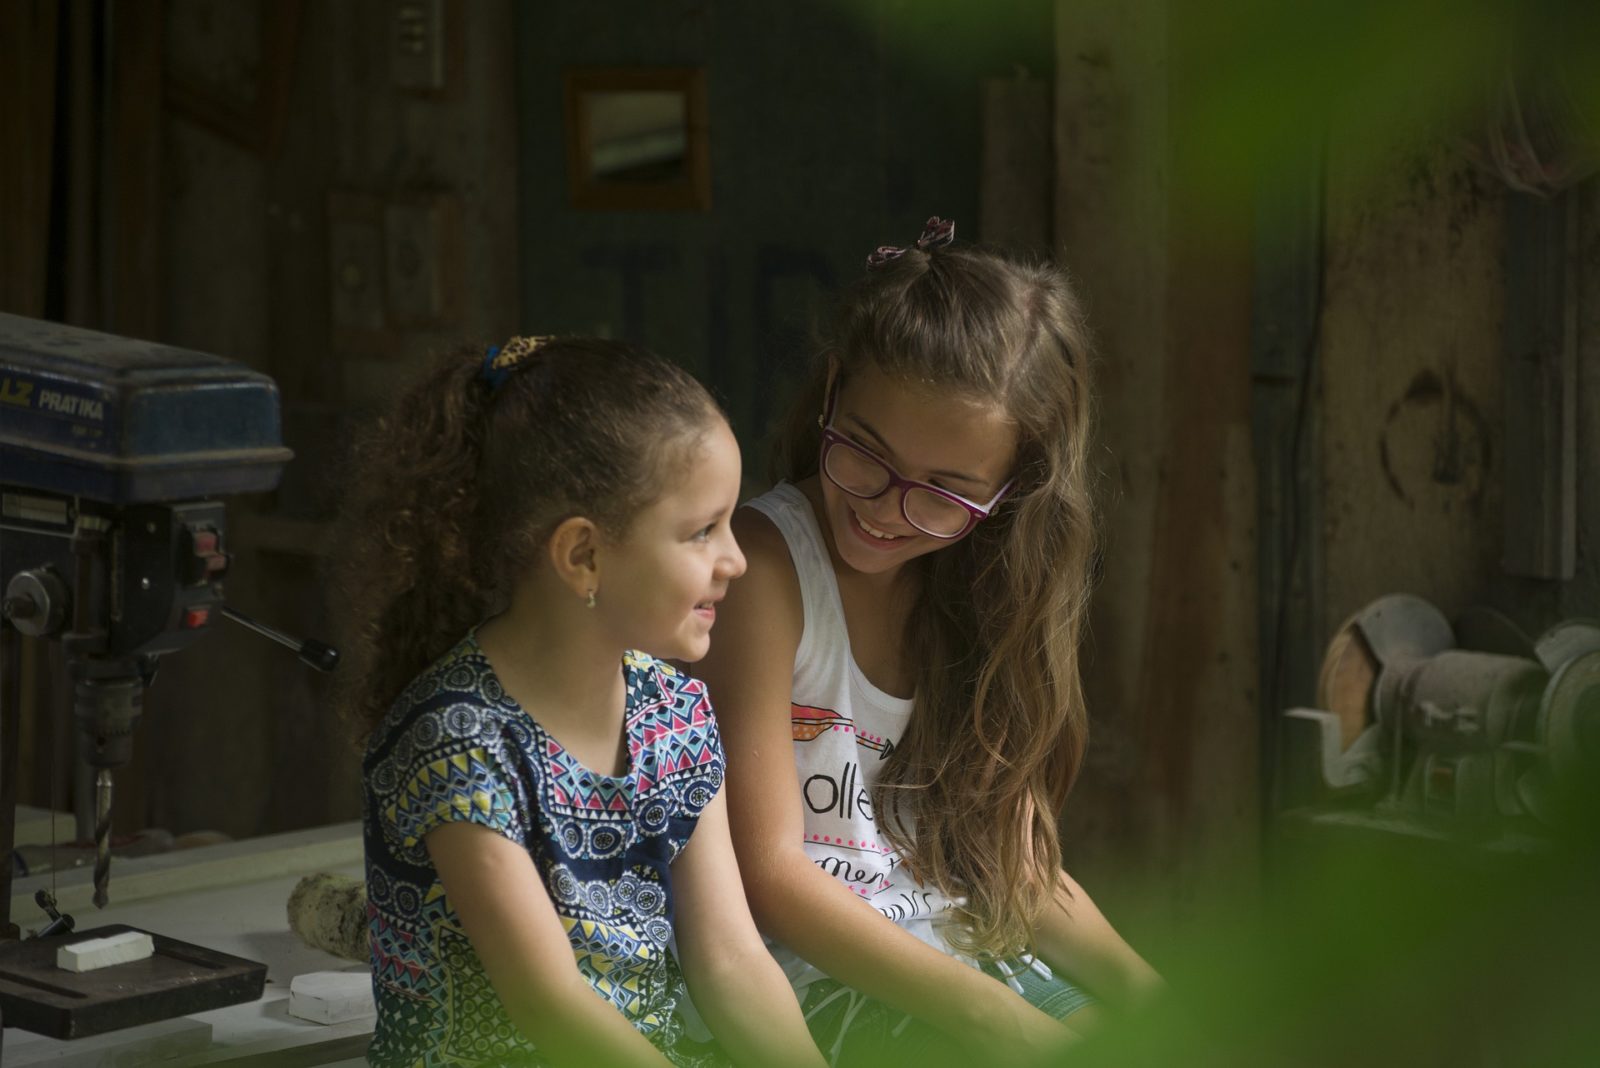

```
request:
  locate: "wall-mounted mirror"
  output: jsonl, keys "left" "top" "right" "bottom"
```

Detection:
{"left": 563, "top": 67, "right": 710, "bottom": 211}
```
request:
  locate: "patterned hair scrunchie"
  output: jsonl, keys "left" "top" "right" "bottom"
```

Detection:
{"left": 480, "top": 335, "right": 553, "bottom": 392}
{"left": 866, "top": 216, "right": 957, "bottom": 269}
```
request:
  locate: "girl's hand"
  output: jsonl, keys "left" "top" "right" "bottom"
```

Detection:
{"left": 1034, "top": 870, "right": 1163, "bottom": 1015}
{"left": 962, "top": 985, "right": 1080, "bottom": 1067}
{"left": 1125, "top": 965, "right": 1167, "bottom": 1011}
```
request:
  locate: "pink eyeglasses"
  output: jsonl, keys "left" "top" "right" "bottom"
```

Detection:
{"left": 818, "top": 387, "right": 1014, "bottom": 539}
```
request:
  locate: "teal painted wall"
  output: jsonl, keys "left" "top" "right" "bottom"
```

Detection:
{"left": 514, "top": 0, "right": 1054, "bottom": 472}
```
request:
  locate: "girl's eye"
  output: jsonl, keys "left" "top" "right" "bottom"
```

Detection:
{"left": 693, "top": 523, "right": 715, "bottom": 542}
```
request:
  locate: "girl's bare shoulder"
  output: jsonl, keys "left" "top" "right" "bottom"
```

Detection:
{"left": 728, "top": 505, "right": 801, "bottom": 623}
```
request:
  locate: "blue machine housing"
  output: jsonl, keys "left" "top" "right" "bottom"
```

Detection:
{"left": 0, "top": 313, "right": 292, "bottom": 503}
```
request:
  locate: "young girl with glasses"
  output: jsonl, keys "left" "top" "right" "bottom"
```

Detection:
{"left": 694, "top": 220, "right": 1162, "bottom": 1065}
{"left": 333, "top": 337, "right": 826, "bottom": 1068}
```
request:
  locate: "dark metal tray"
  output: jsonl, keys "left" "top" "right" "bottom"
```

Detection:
{"left": 0, "top": 924, "right": 267, "bottom": 1040}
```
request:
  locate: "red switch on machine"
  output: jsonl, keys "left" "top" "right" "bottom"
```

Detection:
{"left": 183, "top": 526, "right": 230, "bottom": 585}
{"left": 183, "top": 606, "right": 211, "bottom": 629}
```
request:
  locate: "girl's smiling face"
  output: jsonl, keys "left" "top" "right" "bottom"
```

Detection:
{"left": 596, "top": 419, "right": 747, "bottom": 662}
{"left": 818, "top": 365, "right": 1017, "bottom": 577}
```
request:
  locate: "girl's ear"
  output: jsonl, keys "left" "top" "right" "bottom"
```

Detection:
{"left": 546, "top": 516, "right": 600, "bottom": 600}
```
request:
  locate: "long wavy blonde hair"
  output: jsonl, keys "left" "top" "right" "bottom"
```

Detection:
{"left": 774, "top": 242, "right": 1097, "bottom": 957}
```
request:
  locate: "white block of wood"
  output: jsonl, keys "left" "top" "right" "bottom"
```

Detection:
{"left": 288, "top": 970, "right": 376, "bottom": 1025}
{"left": 55, "top": 930, "right": 155, "bottom": 972}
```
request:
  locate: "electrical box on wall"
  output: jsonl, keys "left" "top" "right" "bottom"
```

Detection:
{"left": 327, "top": 190, "right": 464, "bottom": 355}
{"left": 392, "top": 0, "right": 447, "bottom": 93}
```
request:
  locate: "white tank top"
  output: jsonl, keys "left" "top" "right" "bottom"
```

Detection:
{"left": 746, "top": 483, "right": 966, "bottom": 989}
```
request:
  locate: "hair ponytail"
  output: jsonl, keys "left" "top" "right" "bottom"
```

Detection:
{"left": 332, "top": 351, "right": 501, "bottom": 738}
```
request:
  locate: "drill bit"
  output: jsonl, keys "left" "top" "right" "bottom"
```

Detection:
{"left": 93, "top": 768, "right": 113, "bottom": 908}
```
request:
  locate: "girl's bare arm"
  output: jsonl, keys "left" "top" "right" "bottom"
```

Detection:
{"left": 426, "top": 822, "right": 674, "bottom": 1068}
{"left": 671, "top": 788, "right": 827, "bottom": 1068}
{"left": 1030, "top": 870, "right": 1164, "bottom": 1011}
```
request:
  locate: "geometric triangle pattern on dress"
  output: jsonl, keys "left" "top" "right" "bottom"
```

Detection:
{"left": 362, "top": 634, "right": 726, "bottom": 1067}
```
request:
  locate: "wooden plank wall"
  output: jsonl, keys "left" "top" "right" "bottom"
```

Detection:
{"left": 2, "top": 2, "right": 169, "bottom": 837}
{"left": 1054, "top": 1, "right": 1260, "bottom": 932}
{"left": 1318, "top": 127, "right": 1600, "bottom": 651}
{"left": 1054, "top": 0, "right": 1599, "bottom": 942}
{"left": 0, "top": 1, "right": 60, "bottom": 318}
{"left": 1318, "top": 133, "right": 1508, "bottom": 634}
{"left": 979, "top": 76, "right": 1053, "bottom": 254}
{"left": 137, "top": 0, "right": 520, "bottom": 839}
{"left": 0, "top": 2, "right": 65, "bottom": 819}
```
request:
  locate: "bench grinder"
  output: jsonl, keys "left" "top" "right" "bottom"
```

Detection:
{"left": 1279, "top": 593, "right": 1600, "bottom": 852}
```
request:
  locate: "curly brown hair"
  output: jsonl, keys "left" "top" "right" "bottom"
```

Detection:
{"left": 331, "top": 337, "right": 722, "bottom": 738}
{"left": 774, "top": 242, "right": 1098, "bottom": 959}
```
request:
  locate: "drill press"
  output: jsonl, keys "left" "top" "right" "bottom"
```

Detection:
{"left": 0, "top": 312, "right": 295, "bottom": 1039}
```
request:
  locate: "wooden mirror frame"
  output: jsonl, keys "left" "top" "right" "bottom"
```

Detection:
{"left": 562, "top": 66, "right": 710, "bottom": 212}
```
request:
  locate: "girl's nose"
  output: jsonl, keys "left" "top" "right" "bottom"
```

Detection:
{"left": 719, "top": 535, "right": 747, "bottom": 580}
{"left": 862, "top": 487, "right": 914, "bottom": 534}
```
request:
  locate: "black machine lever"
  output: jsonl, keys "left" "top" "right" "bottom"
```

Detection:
{"left": 220, "top": 607, "right": 340, "bottom": 673}
{"left": 35, "top": 889, "right": 74, "bottom": 939}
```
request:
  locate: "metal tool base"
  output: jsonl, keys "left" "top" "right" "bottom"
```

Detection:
{"left": 0, "top": 924, "right": 267, "bottom": 1040}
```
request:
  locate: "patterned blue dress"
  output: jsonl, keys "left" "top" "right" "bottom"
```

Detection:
{"left": 362, "top": 635, "right": 726, "bottom": 1067}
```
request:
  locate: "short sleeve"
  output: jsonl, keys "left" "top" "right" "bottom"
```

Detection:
{"left": 661, "top": 668, "right": 726, "bottom": 820}
{"left": 697, "top": 702, "right": 726, "bottom": 800}
{"left": 378, "top": 705, "right": 524, "bottom": 851}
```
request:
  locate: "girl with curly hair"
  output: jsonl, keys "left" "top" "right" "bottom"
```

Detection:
{"left": 334, "top": 337, "right": 825, "bottom": 1068}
